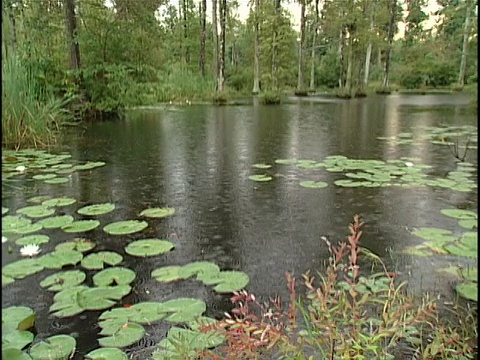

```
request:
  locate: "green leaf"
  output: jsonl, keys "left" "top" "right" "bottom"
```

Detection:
{"left": 15, "top": 235, "right": 50, "bottom": 246}
{"left": 98, "top": 322, "right": 144, "bottom": 348}
{"left": 99, "top": 302, "right": 167, "bottom": 325}
{"left": 455, "top": 282, "right": 477, "bottom": 301}
{"left": 55, "top": 238, "right": 96, "bottom": 253}
{"left": 212, "top": 271, "right": 250, "bottom": 293}
{"left": 252, "top": 163, "right": 272, "bottom": 169}
{"left": 248, "top": 174, "right": 272, "bottom": 182}
{"left": 73, "top": 162, "right": 106, "bottom": 171}
{"left": 29, "top": 334, "right": 76, "bottom": 360}
{"left": 2, "top": 306, "right": 36, "bottom": 333}
{"left": 93, "top": 267, "right": 136, "bottom": 286}
{"left": 42, "top": 197, "right": 77, "bottom": 207}
{"left": 103, "top": 220, "right": 148, "bottom": 235}
{"left": 40, "top": 270, "right": 86, "bottom": 292}
{"left": 50, "top": 286, "right": 88, "bottom": 317}
{"left": 27, "top": 196, "right": 51, "bottom": 204}
{"left": 77, "top": 203, "right": 116, "bottom": 216}
{"left": 2, "top": 347, "right": 33, "bottom": 360}
{"left": 440, "top": 209, "right": 477, "bottom": 220}
{"left": 139, "top": 207, "right": 175, "bottom": 218}
{"left": 15, "top": 223, "right": 44, "bottom": 235}
{"left": 32, "top": 174, "right": 57, "bottom": 180}
{"left": 162, "top": 298, "right": 207, "bottom": 323}
{"left": 37, "top": 215, "right": 74, "bottom": 229}
{"left": 411, "top": 228, "right": 457, "bottom": 244}
{"left": 151, "top": 266, "right": 183, "bottom": 282}
{"left": 158, "top": 326, "right": 224, "bottom": 355}
{"left": 179, "top": 261, "right": 221, "bottom": 280}
{"left": 44, "top": 177, "right": 69, "bottom": 184}
{"left": 443, "top": 243, "right": 477, "bottom": 259}
{"left": 16, "top": 206, "right": 55, "bottom": 218}
{"left": 81, "top": 251, "right": 123, "bottom": 270}
{"left": 458, "top": 219, "right": 478, "bottom": 230}
{"left": 3, "top": 274, "right": 15, "bottom": 286}
{"left": 37, "top": 250, "right": 83, "bottom": 269}
{"left": 459, "top": 268, "right": 477, "bottom": 282}
{"left": 85, "top": 348, "right": 128, "bottom": 360}
{"left": 275, "top": 159, "right": 298, "bottom": 165}
{"left": 124, "top": 239, "right": 174, "bottom": 257}
{"left": 2, "top": 207, "right": 9, "bottom": 215}
{"left": 299, "top": 181, "right": 328, "bottom": 188}
{"left": 2, "top": 259, "right": 44, "bottom": 279}
{"left": 61, "top": 220, "right": 100, "bottom": 233}
{"left": 77, "top": 286, "right": 132, "bottom": 310}
{"left": 2, "top": 216, "right": 32, "bottom": 233}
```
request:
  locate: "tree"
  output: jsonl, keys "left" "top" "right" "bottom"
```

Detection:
{"left": 296, "top": 0, "right": 306, "bottom": 92}
{"left": 199, "top": 0, "right": 206, "bottom": 76}
{"left": 217, "top": 0, "right": 227, "bottom": 91}
{"left": 457, "top": 0, "right": 475, "bottom": 87}
{"left": 64, "top": 0, "right": 81, "bottom": 70}
{"left": 382, "top": 0, "right": 397, "bottom": 88}
{"left": 252, "top": 0, "right": 261, "bottom": 94}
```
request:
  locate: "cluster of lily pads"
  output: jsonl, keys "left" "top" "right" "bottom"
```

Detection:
{"left": 249, "top": 155, "right": 477, "bottom": 192}
{"left": 2, "top": 150, "right": 250, "bottom": 359}
{"left": 403, "top": 209, "right": 478, "bottom": 301}
{"left": 377, "top": 124, "right": 478, "bottom": 148}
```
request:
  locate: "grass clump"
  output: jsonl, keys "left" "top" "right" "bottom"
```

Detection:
{"left": 195, "top": 216, "right": 477, "bottom": 359}
{"left": 261, "top": 91, "right": 282, "bottom": 105}
{"left": 2, "top": 56, "right": 70, "bottom": 149}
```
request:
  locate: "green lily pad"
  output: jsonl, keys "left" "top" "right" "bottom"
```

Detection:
{"left": 162, "top": 298, "right": 207, "bottom": 323}
{"left": 455, "top": 282, "right": 477, "bottom": 301}
{"left": 73, "top": 161, "right": 106, "bottom": 171}
{"left": 459, "top": 268, "right": 477, "bottom": 282}
{"left": 2, "top": 207, "right": 9, "bottom": 215}
{"left": 55, "top": 238, "right": 96, "bottom": 253}
{"left": 29, "top": 334, "right": 76, "bottom": 360}
{"left": 98, "top": 322, "right": 145, "bottom": 348}
{"left": 125, "top": 239, "right": 175, "bottom": 257}
{"left": 103, "top": 220, "right": 148, "bottom": 235}
{"left": 2, "top": 216, "right": 32, "bottom": 233}
{"left": 99, "top": 302, "right": 167, "bottom": 325}
{"left": 61, "top": 220, "right": 100, "bottom": 233}
{"left": 93, "top": 267, "right": 136, "bottom": 286}
{"left": 50, "top": 286, "right": 88, "bottom": 317}
{"left": 85, "top": 348, "right": 128, "bottom": 360}
{"left": 3, "top": 274, "right": 15, "bottom": 286}
{"left": 299, "top": 181, "right": 328, "bottom": 188}
{"left": 151, "top": 266, "right": 183, "bottom": 282}
{"left": 16, "top": 206, "right": 55, "bottom": 218}
{"left": 440, "top": 209, "right": 477, "bottom": 220}
{"left": 37, "top": 250, "right": 83, "bottom": 269}
{"left": 77, "top": 285, "right": 132, "bottom": 311}
{"left": 15, "top": 223, "right": 44, "bottom": 235}
{"left": 32, "top": 174, "right": 57, "bottom": 180}
{"left": 44, "top": 177, "right": 69, "bottom": 184}
{"left": 458, "top": 219, "right": 477, "bottom": 230}
{"left": 252, "top": 163, "right": 272, "bottom": 169}
{"left": 3, "top": 347, "right": 33, "bottom": 360}
{"left": 179, "top": 261, "right": 221, "bottom": 280}
{"left": 40, "top": 270, "right": 86, "bottom": 291}
{"left": 15, "top": 235, "right": 50, "bottom": 246}
{"left": 275, "top": 159, "right": 298, "bottom": 165}
{"left": 3, "top": 330, "right": 34, "bottom": 351}
{"left": 139, "top": 207, "right": 175, "bottom": 218}
{"left": 211, "top": 271, "right": 250, "bottom": 293}
{"left": 334, "top": 180, "right": 367, "bottom": 187}
{"left": 2, "top": 306, "right": 36, "bottom": 333}
{"left": 412, "top": 228, "right": 457, "bottom": 244}
{"left": 37, "top": 215, "right": 74, "bottom": 229}
{"left": 443, "top": 243, "right": 477, "bottom": 259}
{"left": 42, "top": 197, "right": 77, "bottom": 207}
{"left": 81, "top": 251, "right": 123, "bottom": 269}
{"left": 77, "top": 203, "right": 116, "bottom": 216}
{"left": 2, "top": 259, "right": 44, "bottom": 279}
{"left": 248, "top": 174, "right": 272, "bottom": 182}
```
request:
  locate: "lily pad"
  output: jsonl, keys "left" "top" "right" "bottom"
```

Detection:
{"left": 275, "top": 159, "right": 298, "bottom": 165}
{"left": 77, "top": 285, "right": 132, "bottom": 311}
{"left": 29, "top": 334, "right": 76, "bottom": 360}
{"left": 211, "top": 271, "right": 250, "bottom": 293}
{"left": 125, "top": 239, "right": 175, "bottom": 257}
{"left": 40, "top": 270, "right": 86, "bottom": 291}
{"left": 139, "top": 207, "right": 175, "bottom": 218}
{"left": 455, "top": 282, "right": 477, "bottom": 301}
{"left": 440, "top": 209, "right": 477, "bottom": 220}
{"left": 77, "top": 203, "right": 116, "bottom": 216}
{"left": 49, "top": 286, "right": 88, "bottom": 317}
{"left": 98, "top": 322, "right": 145, "bottom": 348}
{"left": 85, "top": 348, "right": 128, "bottom": 360}
{"left": 99, "top": 302, "right": 167, "bottom": 325}
{"left": 162, "top": 298, "right": 207, "bottom": 323}
{"left": 411, "top": 228, "right": 457, "bottom": 244}
{"left": 459, "top": 268, "right": 477, "bottom": 282}
{"left": 3, "top": 330, "right": 34, "bottom": 350}
{"left": 37, "top": 250, "right": 83, "bottom": 269}
{"left": 16, "top": 206, "right": 55, "bottom": 218}
{"left": 73, "top": 161, "right": 106, "bottom": 171}
{"left": 3, "top": 274, "right": 15, "bottom": 286}
{"left": 55, "top": 238, "right": 96, "bottom": 253}
{"left": 93, "top": 267, "right": 136, "bottom": 287}
{"left": 42, "top": 197, "right": 77, "bottom": 207}
{"left": 2, "top": 207, "right": 9, "bottom": 215}
{"left": 2, "top": 259, "right": 44, "bottom": 279}
{"left": 32, "top": 174, "right": 57, "bottom": 180}
{"left": 151, "top": 266, "right": 183, "bottom": 282}
{"left": 458, "top": 219, "right": 477, "bottom": 230}
{"left": 3, "top": 306, "right": 36, "bottom": 333}
{"left": 2, "top": 347, "right": 33, "bottom": 360}
{"left": 81, "top": 251, "right": 123, "bottom": 269}
{"left": 44, "top": 177, "right": 69, "bottom": 184}
{"left": 299, "top": 180, "right": 328, "bottom": 188}
{"left": 248, "top": 174, "right": 272, "bottom": 182}
{"left": 15, "top": 235, "right": 50, "bottom": 246}
{"left": 37, "top": 215, "right": 74, "bottom": 229}
{"left": 15, "top": 224, "right": 44, "bottom": 235}
{"left": 156, "top": 326, "right": 224, "bottom": 357}
{"left": 103, "top": 220, "right": 148, "bottom": 235}
{"left": 252, "top": 163, "right": 272, "bottom": 169}
{"left": 2, "top": 216, "right": 32, "bottom": 233}
{"left": 61, "top": 220, "right": 100, "bottom": 233}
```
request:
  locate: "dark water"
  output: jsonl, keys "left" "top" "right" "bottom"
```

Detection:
{"left": 2, "top": 94, "right": 477, "bottom": 357}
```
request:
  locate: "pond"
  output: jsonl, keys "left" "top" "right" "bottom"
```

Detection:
{"left": 2, "top": 93, "right": 477, "bottom": 359}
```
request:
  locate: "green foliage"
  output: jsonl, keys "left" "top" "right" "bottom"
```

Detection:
{"left": 261, "top": 91, "right": 282, "bottom": 105}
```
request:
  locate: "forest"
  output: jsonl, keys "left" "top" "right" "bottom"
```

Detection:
{"left": 1, "top": 0, "right": 478, "bottom": 146}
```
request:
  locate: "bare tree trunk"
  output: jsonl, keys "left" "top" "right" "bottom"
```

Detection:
{"left": 182, "top": 0, "right": 189, "bottom": 65}
{"left": 338, "top": 28, "right": 345, "bottom": 88}
{"left": 252, "top": 0, "right": 260, "bottom": 94}
{"left": 199, "top": 0, "right": 206, "bottom": 76}
{"left": 363, "top": 0, "right": 377, "bottom": 89}
{"left": 271, "top": 0, "right": 281, "bottom": 91}
{"left": 382, "top": 0, "right": 396, "bottom": 88}
{"left": 212, "top": 0, "right": 219, "bottom": 83}
{"left": 309, "top": 0, "right": 319, "bottom": 91}
{"left": 457, "top": 0, "right": 472, "bottom": 87}
{"left": 345, "top": 29, "right": 354, "bottom": 96}
{"left": 217, "top": 0, "right": 226, "bottom": 92}
{"left": 296, "top": 0, "right": 306, "bottom": 92}
{"left": 64, "top": 0, "right": 81, "bottom": 70}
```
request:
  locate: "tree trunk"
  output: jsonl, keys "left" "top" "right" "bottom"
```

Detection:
{"left": 252, "top": 0, "right": 260, "bottom": 94}
{"left": 64, "top": 0, "right": 81, "bottom": 70}
{"left": 271, "top": 0, "right": 281, "bottom": 91}
{"left": 457, "top": 0, "right": 472, "bottom": 87}
{"left": 345, "top": 29, "right": 354, "bottom": 97}
{"left": 382, "top": 0, "right": 396, "bottom": 89}
{"left": 212, "top": 0, "right": 219, "bottom": 82}
{"left": 338, "top": 29, "right": 345, "bottom": 88}
{"left": 296, "top": 0, "right": 306, "bottom": 92}
{"left": 217, "top": 0, "right": 227, "bottom": 92}
{"left": 182, "top": 0, "right": 189, "bottom": 65}
{"left": 309, "top": 0, "right": 319, "bottom": 91}
{"left": 199, "top": 0, "right": 206, "bottom": 76}
{"left": 363, "top": 0, "right": 377, "bottom": 89}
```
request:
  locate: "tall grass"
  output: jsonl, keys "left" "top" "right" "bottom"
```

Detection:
{"left": 2, "top": 56, "right": 70, "bottom": 149}
{"left": 155, "top": 68, "right": 215, "bottom": 102}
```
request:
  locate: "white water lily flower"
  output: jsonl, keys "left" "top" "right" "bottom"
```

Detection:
{"left": 20, "top": 244, "right": 41, "bottom": 257}
{"left": 405, "top": 162, "right": 414, "bottom": 167}
{"left": 2, "top": 236, "right": 7, "bottom": 243}
{"left": 15, "top": 165, "right": 26, "bottom": 172}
